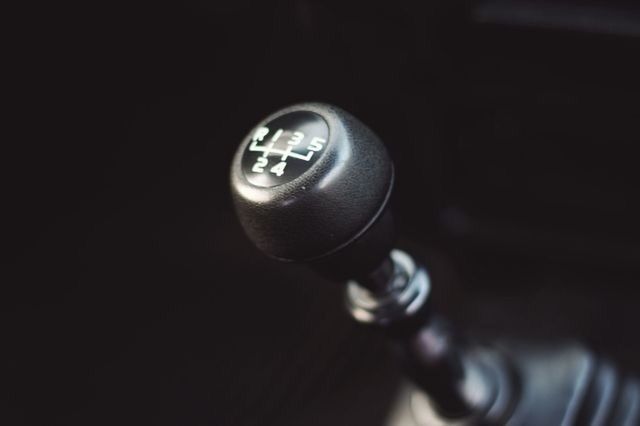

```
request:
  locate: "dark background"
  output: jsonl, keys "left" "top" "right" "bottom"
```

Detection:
{"left": 4, "top": 1, "right": 640, "bottom": 424}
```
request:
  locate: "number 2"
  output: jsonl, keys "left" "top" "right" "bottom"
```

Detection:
{"left": 252, "top": 157, "right": 268, "bottom": 173}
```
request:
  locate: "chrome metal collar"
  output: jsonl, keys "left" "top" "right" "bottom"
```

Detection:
{"left": 345, "top": 249, "right": 430, "bottom": 325}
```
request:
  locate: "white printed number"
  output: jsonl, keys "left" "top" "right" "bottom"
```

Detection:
{"left": 270, "top": 162, "right": 287, "bottom": 177}
{"left": 252, "top": 157, "right": 268, "bottom": 173}
{"left": 308, "top": 137, "right": 326, "bottom": 152}
{"left": 288, "top": 131, "right": 305, "bottom": 146}
{"left": 252, "top": 158, "right": 287, "bottom": 177}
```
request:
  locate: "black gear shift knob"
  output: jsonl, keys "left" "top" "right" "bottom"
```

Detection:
{"left": 230, "top": 103, "right": 394, "bottom": 279}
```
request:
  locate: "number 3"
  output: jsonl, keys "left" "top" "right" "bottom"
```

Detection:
{"left": 288, "top": 131, "right": 304, "bottom": 145}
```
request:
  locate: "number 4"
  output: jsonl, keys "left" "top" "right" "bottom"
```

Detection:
{"left": 270, "top": 161, "right": 287, "bottom": 177}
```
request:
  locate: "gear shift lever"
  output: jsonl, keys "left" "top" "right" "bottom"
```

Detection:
{"left": 230, "top": 103, "right": 639, "bottom": 425}
{"left": 230, "top": 102, "right": 509, "bottom": 420}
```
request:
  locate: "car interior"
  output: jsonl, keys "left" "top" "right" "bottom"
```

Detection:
{"left": 5, "top": 1, "right": 640, "bottom": 425}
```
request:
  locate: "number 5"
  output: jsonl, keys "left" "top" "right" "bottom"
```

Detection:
{"left": 308, "top": 137, "right": 326, "bottom": 152}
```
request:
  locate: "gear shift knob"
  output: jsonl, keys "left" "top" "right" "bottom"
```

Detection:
{"left": 230, "top": 103, "right": 395, "bottom": 280}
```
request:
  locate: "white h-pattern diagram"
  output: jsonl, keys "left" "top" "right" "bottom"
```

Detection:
{"left": 248, "top": 126, "right": 326, "bottom": 177}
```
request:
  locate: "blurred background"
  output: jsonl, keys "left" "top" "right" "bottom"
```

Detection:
{"left": 4, "top": 1, "right": 640, "bottom": 424}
